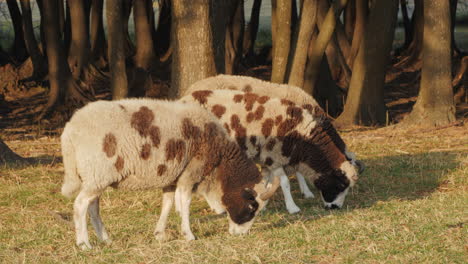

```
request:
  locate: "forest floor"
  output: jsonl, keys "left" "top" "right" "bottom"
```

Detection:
{"left": 0, "top": 121, "right": 467, "bottom": 263}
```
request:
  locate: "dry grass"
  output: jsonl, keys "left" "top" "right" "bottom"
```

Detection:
{"left": 0, "top": 124, "right": 467, "bottom": 263}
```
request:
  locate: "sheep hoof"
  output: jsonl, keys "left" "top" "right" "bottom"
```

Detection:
{"left": 77, "top": 242, "right": 93, "bottom": 250}
{"left": 154, "top": 231, "right": 168, "bottom": 241}
{"left": 287, "top": 205, "right": 301, "bottom": 214}
{"left": 183, "top": 232, "right": 196, "bottom": 241}
{"left": 303, "top": 192, "right": 314, "bottom": 199}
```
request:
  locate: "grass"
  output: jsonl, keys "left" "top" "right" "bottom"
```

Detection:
{"left": 0, "top": 125, "right": 467, "bottom": 263}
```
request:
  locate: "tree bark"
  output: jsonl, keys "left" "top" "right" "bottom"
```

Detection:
{"left": 210, "top": 0, "right": 236, "bottom": 74}
{"left": 171, "top": 0, "right": 216, "bottom": 98}
{"left": 123, "top": 0, "right": 136, "bottom": 58}
{"left": 225, "top": 0, "right": 245, "bottom": 75}
{"left": 347, "top": 0, "right": 367, "bottom": 68}
{"left": 399, "top": 0, "right": 412, "bottom": 53}
{"left": 335, "top": 0, "right": 398, "bottom": 127}
{"left": 6, "top": 0, "right": 28, "bottom": 62}
{"left": 450, "top": 0, "right": 460, "bottom": 55}
{"left": 20, "top": 0, "right": 47, "bottom": 79}
{"left": 401, "top": 0, "right": 456, "bottom": 127}
{"left": 304, "top": 0, "right": 348, "bottom": 94}
{"left": 243, "top": 0, "right": 262, "bottom": 58}
{"left": 90, "top": 0, "right": 107, "bottom": 66}
{"left": 129, "top": 0, "right": 155, "bottom": 97}
{"left": 395, "top": 0, "right": 423, "bottom": 70}
{"left": 288, "top": 0, "right": 317, "bottom": 88}
{"left": 39, "top": 0, "right": 89, "bottom": 119}
{"left": 106, "top": 0, "right": 128, "bottom": 100}
{"left": 271, "top": 0, "right": 292, "bottom": 83}
{"left": 344, "top": 0, "right": 355, "bottom": 41}
{"left": 154, "top": 0, "right": 171, "bottom": 59}
{"left": 67, "top": 0, "right": 91, "bottom": 80}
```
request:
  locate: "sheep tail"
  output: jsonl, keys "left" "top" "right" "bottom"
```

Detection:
{"left": 60, "top": 131, "right": 81, "bottom": 198}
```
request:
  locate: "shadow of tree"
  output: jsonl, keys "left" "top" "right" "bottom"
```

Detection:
{"left": 258, "top": 151, "right": 462, "bottom": 229}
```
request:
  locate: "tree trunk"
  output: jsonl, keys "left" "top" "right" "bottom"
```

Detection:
{"left": 347, "top": 0, "right": 367, "bottom": 68}
{"left": 450, "top": 0, "right": 459, "bottom": 55}
{"left": 344, "top": 0, "right": 355, "bottom": 41}
{"left": 90, "top": 0, "right": 107, "bottom": 67}
{"left": 6, "top": 0, "right": 28, "bottom": 62}
{"left": 304, "top": 0, "right": 348, "bottom": 94}
{"left": 243, "top": 0, "right": 262, "bottom": 58}
{"left": 63, "top": 0, "right": 71, "bottom": 55}
{"left": 107, "top": 0, "right": 129, "bottom": 99}
{"left": 171, "top": 0, "right": 216, "bottom": 98}
{"left": 67, "top": 0, "right": 91, "bottom": 80}
{"left": 288, "top": 0, "right": 317, "bottom": 88}
{"left": 271, "top": 0, "right": 292, "bottom": 83}
{"left": 210, "top": 0, "right": 237, "bottom": 74}
{"left": 335, "top": 0, "right": 398, "bottom": 127}
{"left": 398, "top": 0, "right": 412, "bottom": 53}
{"left": 129, "top": 0, "right": 155, "bottom": 97}
{"left": 396, "top": 0, "right": 423, "bottom": 70}
{"left": 20, "top": 0, "right": 47, "bottom": 79}
{"left": 123, "top": 0, "right": 136, "bottom": 58}
{"left": 225, "top": 0, "right": 245, "bottom": 75}
{"left": 401, "top": 0, "right": 456, "bottom": 127}
{"left": 39, "top": 0, "right": 89, "bottom": 119}
{"left": 154, "top": 0, "right": 171, "bottom": 59}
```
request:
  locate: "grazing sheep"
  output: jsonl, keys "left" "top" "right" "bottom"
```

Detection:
{"left": 61, "top": 99, "right": 280, "bottom": 249}
{"left": 181, "top": 89, "right": 363, "bottom": 214}
{"left": 185, "top": 75, "right": 364, "bottom": 213}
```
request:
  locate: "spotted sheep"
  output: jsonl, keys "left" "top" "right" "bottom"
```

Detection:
{"left": 181, "top": 88, "right": 364, "bottom": 214}
{"left": 60, "top": 99, "right": 280, "bottom": 250}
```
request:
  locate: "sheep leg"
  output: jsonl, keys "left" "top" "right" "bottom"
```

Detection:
{"left": 88, "top": 197, "right": 111, "bottom": 244}
{"left": 174, "top": 185, "right": 196, "bottom": 241}
{"left": 154, "top": 189, "right": 175, "bottom": 241}
{"left": 296, "top": 172, "right": 314, "bottom": 199}
{"left": 73, "top": 190, "right": 98, "bottom": 250}
{"left": 274, "top": 167, "right": 301, "bottom": 214}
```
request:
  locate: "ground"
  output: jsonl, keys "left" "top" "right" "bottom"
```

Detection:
{"left": 0, "top": 124, "right": 466, "bottom": 263}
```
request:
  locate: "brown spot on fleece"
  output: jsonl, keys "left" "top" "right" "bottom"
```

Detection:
{"left": 192, "top": 90, "right": 213, "bottom": 104}
{"left": 140, "top": 143, "right": 151, "bottom": 160}
{"left": 261, "top": 118, "right": 274, "bottom": 137}
{"left": 149, "top": 126, "right": 160, "bottom": 147}
{"left": 275, "top": 115, "right": 283, "bottom": 126}
{"left": 233, "top": 94, "right": 244, "bottom": 103}
{"left": 230, "top": 114, "right": 247, "bottom": 150}
{"left": 242, "top": 84, "right": 253, "bottom": 92}
{"left": 211, "top": 104, "right": 227, "bottom": 118}
{"left": 165, "top": 139, "right": 186, "bottom": 162}
{"left": 131, "top": 106, "right": 155, "bottom": 137}
{"left": 103, "top": 133, "right": 117, "bottom": 158}
{"left": 115, "top": 156, "right": 124, "bottom": 172}
{"left": 224, "top": 123, "right": 231, "bottom": 135}
{"left": 247, "top": 105, "right": 265, "bottom": 123}
{"left": 182, "top": 118, "right": 202, "bottom": 140}
{"left": 157, "top": 164, "right": 167, "bottom": 176}
{"left": 280, "top": 99, "right": 295, "bottom": 106}
{"left": 302, "top": 103, "right": 314, "bottom": 113}
{"left": 257, "top": 96, "right": 270, "bottom": 104}
{"left": 243, "top": 92, "right": 260, "bottom": 111}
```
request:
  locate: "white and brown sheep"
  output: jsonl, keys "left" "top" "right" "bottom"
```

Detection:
{"left": 61, "top": 99, "right": 280, "bottom": 249}
{"left": 180, "top": 89, "right": 363, "bottom": 214}
{"left": 184, "top": 74, "right": 364, "bottom": 213}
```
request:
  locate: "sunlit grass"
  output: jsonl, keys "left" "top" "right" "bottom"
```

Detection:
{"left": 0, "top": 125, "right": 467, "bottom": 263}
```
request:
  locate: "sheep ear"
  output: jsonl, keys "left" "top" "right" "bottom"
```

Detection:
{"left": 242, "top": 188, "right": 257, "bottom": 201}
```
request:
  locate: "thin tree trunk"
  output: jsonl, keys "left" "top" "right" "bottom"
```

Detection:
{"left": 123, "top": 0, "right": 136, "bottom": 58}
{"left": 90, "top": 0, "right": 107, "bottom": 66}
{"left": 347, "top": 0, "right": 367, "bottom": 68}
{"left": 401, "top": 0, "right": 456, "bottom": 127}
{"left": 20, "top": 0, "right": 47, "bottom": 79}
{"left": 107, "top": 0, "right": 128, "bottom": 99}
{"left": 344, "top": 0, "right": 355, "bottom": 41}
{"left": 39, "top": 0, "right": 89, "bottom": 119}
{"left": 399, "top": 0, "right": 412, "bottom": 53}
{"left": 225, "top": 0, "right": 245, "bottom": 75}
{"left": 171, "top": 0, "right": 216, "bottom": 98}
{"left": 288, "top": 0, "right": 317, "bottom": 88}
{"left": 243, "top": 0, "right": 262, "bottom": 59}
{"left": 450, "top": 0, "right": 460, "bottom": 55}
{"left": 67, "top": 0, "right": 91, "bottom": 80}
{"left": 335, "top": 0, "right": 399, "bottom": 127}
{"left": 63, "top": 0, "right": 71, "bottom": 55}
{"left": 6, "top": 0, "right": 28, "bottom": 62}
{"left": 271, "top": 0, "right": 277, "bottom": 63}
{"left": 129, "top": 0, "right": 155, "bottom": 97}
{"left": 271, "top": 0, "right": 292, "bottom": 83}
{"left": 305, "top": 0, "right": 348, "bottom": 94}
{"left": 154, "top": 0, "right": 171, "bottom": 59}
{"left": 396, "top": 0, "right": 423, "bottom": 70}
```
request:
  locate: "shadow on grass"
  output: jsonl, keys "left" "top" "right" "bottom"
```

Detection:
{"left": 258, "top": 151, "right": 463, "bottom": 230}
{"left": 0, "top": 155, "right": 62, "bottom": 169}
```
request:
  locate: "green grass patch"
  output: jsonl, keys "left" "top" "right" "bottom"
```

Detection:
{"left": 0, "top": 127, "right": 467, "bottom": 263}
